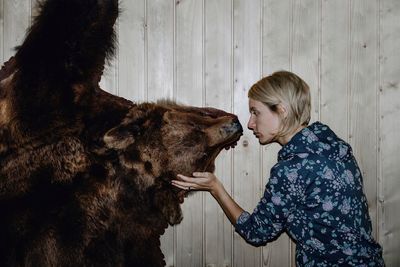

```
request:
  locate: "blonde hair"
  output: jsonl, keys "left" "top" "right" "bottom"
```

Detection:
{"left": 248, "top": 71, "right": 311, "bottom": 139}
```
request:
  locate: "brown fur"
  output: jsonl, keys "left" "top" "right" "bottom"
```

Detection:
{"left": 0, "top": 1, "right": 242, "bottom": 266}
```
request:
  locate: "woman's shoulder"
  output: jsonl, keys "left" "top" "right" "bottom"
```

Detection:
{"left": 271, "top": 153, "right": 332, "bottom": 184}
{"left": 274, "top": 152, "right": 327, "bottom": 169}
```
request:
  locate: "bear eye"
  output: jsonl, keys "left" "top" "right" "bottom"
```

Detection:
{"left": 189, "top": 122, "right": 202, "bottom": 131}
{"left": 127, "top": 124, "right": 141, "bottom": 136}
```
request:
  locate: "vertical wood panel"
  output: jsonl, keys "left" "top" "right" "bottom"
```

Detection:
{"left": 175, "top": 0, "right": 203, "bottom": 105}
{"left": 204, "top": 0, "right": 234, "bottom": 266}
{"left": 348, "top": 0, "right": 379, "bottom": 237}
{"left": 175, "top": 0, "right": 203, "bottom": 266}
{"left": 146, "top": 0, "right": 174, "bottom": 101}
{"left": 291, "top": 0, "right": 320, "bottom": 123}
{"left": 99, "top": 0, "right": 119, "bottom": 96}
{"left": 3, "top": 0, "right": 30, "bottom": 59}
{"left": 379, "top": 0, "right": 400, "bottom": 265}
{"left": 0, "top": 0, "right": 3, "bottom": 63}
{"left": 232, "top": 0, "right": 262, "bottom": 266}
{"left": 118, "top": 0, "right": 146, "bottom": 102}
{"left": 320, "top": 0, "right": 349, "bottom": 140}
{"left": 291, "top": 1, "right": 320, "bottom": 265}
{"left": 147, "top": 1, "right": 176, "bottom": 265}
{"left": 31, "top": 0, "right": 39, "bottom": 18}
{"left": 99, "top": 2, "right": 119, "bottom": 95}
{"left": 261, "top": 0, "right": 292, "bottom": 266}
{"left": 100, "top": 33, "right": 119, "bottom": 95}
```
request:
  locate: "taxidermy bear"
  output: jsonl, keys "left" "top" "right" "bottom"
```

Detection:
{"left": 0, "top": 0, "right": 242, "bottom": 266}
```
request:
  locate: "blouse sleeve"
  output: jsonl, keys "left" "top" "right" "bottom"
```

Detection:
{"left": 235, "top": 161, "right": 305, "bottom": 246}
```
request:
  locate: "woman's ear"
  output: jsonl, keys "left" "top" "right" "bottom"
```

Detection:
{"left": 276, "top": 103, "right": 289, "bottom": 119}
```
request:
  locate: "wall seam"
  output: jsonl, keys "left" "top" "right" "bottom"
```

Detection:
{"left": 1, "top": 0, "right": 4, "bottom": 63}
{"left": 201, "top": 0, "right": 206, "bottom": 264}
{"left": 173, "top": 0, "right": 177, "bottom": 102}
{"left": 144, "top": 0, "right": 149, "bottom": 102}
{"left": 231, "top": 0, "right": 235, "bottom": 265}
{"left": 376, "top": 0, "right": 382, "bottom": 244}
{"left": 116, "top": 17, "right": 120, "bottom": 96}
{"left": 29, "top": 0, "right": 32, "bottom": 25}
{"left": 290, "top": 1, "right": 295, "bottom": 265}
{"left": 347, "top": 0, "right": 352, "bottom": 142}
{"left": 259, "top": 0, "right": 264, "bottom": 266}
{"left": 318, "top": 0, "right": 322, "bottom": 122}
{"left": 289, "top": 0, "right": 293, "bottom": 71}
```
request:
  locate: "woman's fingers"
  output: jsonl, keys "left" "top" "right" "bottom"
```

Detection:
{"left": 176, "top": 174, "right": 198, "bottom": 183}
{"left": 172, "top": 172, "right": 223, "bottom": 197}
{"left": 171, "top": 178, "right": 198, "bottom": 191}
{"left": 172, "top": 172, "right": 215, "bottom": 191}
{"left": 171, "top": 181, "right": 189, "bottom": 190}
{"left": 172, "top": 179, "right": 196, "bottom": 191}
{"left": 172, "top": 175, "right": 193, "bottom": 190}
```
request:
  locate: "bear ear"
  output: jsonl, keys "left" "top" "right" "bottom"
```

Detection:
{"left": 104, "top": 106, "right": 147, "bottom": 150}
{"left": 104, "top": 124, "right": 137, "bottom": 150}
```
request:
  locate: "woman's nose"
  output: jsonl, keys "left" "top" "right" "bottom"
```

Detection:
{"left": 247, "top": 117, "right": 255, "bottom": 130}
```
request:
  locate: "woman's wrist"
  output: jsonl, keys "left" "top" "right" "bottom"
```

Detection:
{"left": 210, "top": 179, "right": 225, "bottom": 199}
{"left": 209, "top": 178, "right": 244, "bottom": 225}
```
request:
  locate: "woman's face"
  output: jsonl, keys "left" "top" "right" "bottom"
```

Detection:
{"left": 247, "top": 98, "right": 281, "bottom": 145}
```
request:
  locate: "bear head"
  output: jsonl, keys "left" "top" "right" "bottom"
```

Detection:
{"left": 103, "top": 101, "right": 242, "bottom": 224}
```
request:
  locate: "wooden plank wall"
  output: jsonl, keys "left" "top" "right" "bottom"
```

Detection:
{"left": 1, "top": 0, "right": 399, "bottom": 266}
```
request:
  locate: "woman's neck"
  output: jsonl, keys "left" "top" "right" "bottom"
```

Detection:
{"left": 277, "top": 125, "right": 306, "bottom": 146}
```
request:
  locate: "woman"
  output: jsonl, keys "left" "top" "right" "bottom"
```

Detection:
{"left": 172, "top": 71, "right": 384, "bottom": 266}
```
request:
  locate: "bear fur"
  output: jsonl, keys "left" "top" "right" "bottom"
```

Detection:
{"left": 0, "top": 0, "right": 242, "bottom": 266}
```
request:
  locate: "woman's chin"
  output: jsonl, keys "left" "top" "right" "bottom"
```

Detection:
{"left": 259, "top": 140, "right": 268, "bottom": 145}
{"left": 258, "top": 136, "right": 273, "bottom": 145}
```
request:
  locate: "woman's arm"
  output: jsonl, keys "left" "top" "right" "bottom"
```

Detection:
{"left": 172, "top": 172, "right": 244, "bottom": 225}
{"left": 174, "top": 163, "right": 302, "bottom": 246}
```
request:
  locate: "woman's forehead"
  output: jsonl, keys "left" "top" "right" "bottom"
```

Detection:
{"left": 248, "top": 98, "right": 266, "bottom": 110}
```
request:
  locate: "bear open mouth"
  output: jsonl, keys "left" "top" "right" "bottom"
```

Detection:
{"left": 222, "top": 132, "right": 242, "bottom": 150}
{"left": 176, "top": 127, "right": 243, "bottom": 203}
{"left": 207, "top": 130, "right": 243, "bottom": 170}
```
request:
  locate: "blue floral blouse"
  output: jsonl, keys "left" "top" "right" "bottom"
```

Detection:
{"left": 235, "top": 122, "right": 384, "bottom": 266}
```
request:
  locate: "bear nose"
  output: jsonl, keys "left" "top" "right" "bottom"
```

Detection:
{"left": 221, "top": 118, "right": 243, "bottom": 136}
{"left": 232, "top": 118, "right": 243, "bottom": 133}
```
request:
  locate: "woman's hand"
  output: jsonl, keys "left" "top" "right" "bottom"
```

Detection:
{"left": 172, "top": 172, "right": 222, "bottom": 196}
{"left": 172, "top": 172, "right": 244, "bottom": 225}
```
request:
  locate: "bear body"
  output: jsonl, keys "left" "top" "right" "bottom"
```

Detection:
{"left": 0, "top": 0, "right": 242, "bottom": 266}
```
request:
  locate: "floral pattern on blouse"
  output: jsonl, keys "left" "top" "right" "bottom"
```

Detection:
{"left": 235, "top": 122, "right": 384, "bottom": 266}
